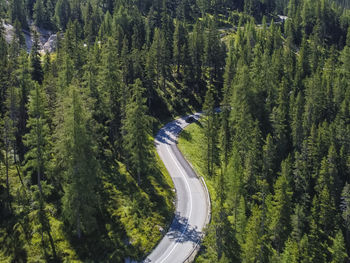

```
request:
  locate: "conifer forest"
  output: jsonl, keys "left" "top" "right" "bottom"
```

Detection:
{"left": 0, "top": 0, "right": 350, "bottom": 262}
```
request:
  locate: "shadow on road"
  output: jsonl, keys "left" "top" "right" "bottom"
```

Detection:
{"left": 155, "top": 120, "right": 184, "bottom": 145}
{"left": 167, "top": 213, "right": 202, "bottom": 244}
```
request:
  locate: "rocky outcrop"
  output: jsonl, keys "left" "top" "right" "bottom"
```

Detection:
{"left": 42, "top": 34, "right": 57, "bottom": 53}
{"left": 2, "top": 21, "right": 57, "bottom": 53}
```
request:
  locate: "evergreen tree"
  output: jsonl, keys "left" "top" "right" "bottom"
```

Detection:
{"left": 329, "top": 230, "right": 348, "bottom": 263}
{"left": 204, "top": 17, "right": 225, "bottom": 87}
{"left": 149, "top": 28, "right": 168, "bottom": 90}
{"left": 30, "top": 32, "right": 44, "bottom": 85}
{"left": 83, "top": 3, "right": 100, "bottom": 45}
{"left": 122, "top": 79, "right": 153, "bottom": 185}
{"left": 2, "top": 115, "right": 14, "bottom": 210}
{"left": 12, "top": 19, "right": 26, "bottom": 50}
{"left": 262, "top": 133, "right": 277, "bottom": 190}
{"left": 33, "top": 0, "right": 49, "bottom": 28}
{"left": 0, "top": 22, "right": 8, "bottom": 116}
{"left": 267, "top": 158, "right": 293, "bottom": 253}
{"left": 11, "top": 52, "right": 33, "bottom": 163}
{"left": 280, "top": 238, "right": 299, "bottom": 263}
{"left": 341, "top": 183, "right": 350, "bottom": 244}
{"left": 203, "top": 86, "right": 218, "bottom": 177}
{"left": 290, "top": 92, "right": 304, "bottom": 150}
{"left": 24, "top": 83, "right": 50, "bottom": 193}
{"left": 189, "top": 21, "right": 204, "bottom": 94}
{"left": 270, "top": 77, "right": 290, "bottom": 160}
{"left": 55, "top": 0, "right": 71, "bottom": 30}
{"left": 24, "top": 83, "right": 57, "bottom": 259}
{"left": 9, "top": 0, "right": 27, "bottom": 28}
{"left": 58, "top": 84, "right": 99, "bottom": 238}
{"left": 96, "top": 38, "right": 122, "bottom": 156}
{"left": 173, "top": 20, "right": 186, "bottom": 74}
{"left": 242, "top": 205, "right": 269, "bottom": 263}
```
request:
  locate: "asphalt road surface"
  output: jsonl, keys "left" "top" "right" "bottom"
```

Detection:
{"left": 144, "top": 113, "right": 210, "bottom": 263}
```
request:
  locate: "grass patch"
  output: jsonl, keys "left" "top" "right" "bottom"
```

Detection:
{"left": 177, "top": 121, "right": 217, "bottom": 206}
{"left": 0, "top": 142, "right": 175, "bottom": 262}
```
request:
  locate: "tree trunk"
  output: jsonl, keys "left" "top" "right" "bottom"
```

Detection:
{"left": 77, "top": 209, "right": 81, "bottom": 239}
{"left": 37, "top": 122, "right": 42, "bottom": 195}
{"left": 138, "top": 172, "right": 141, "bottom": 186}
{"left": 15, "top": 163, "right": 26, "bottom": 189}
{"left": 47, "top": 228, "right": 57, "bottom": 260}
{"left": 5, "top": 142, "right": 11, "bottom": 210}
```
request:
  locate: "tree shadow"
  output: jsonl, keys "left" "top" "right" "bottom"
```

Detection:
{"left": 155, "top": 120, "right": 183, "bottom": 145}
{"left": 166, "top": 212, "right": 202, "bottom": 244}
{"left": 194, "top": 120, "right": 203, "bottom": 128}
{"left": 180, "top": 129, "right": 192, "bottom": 142}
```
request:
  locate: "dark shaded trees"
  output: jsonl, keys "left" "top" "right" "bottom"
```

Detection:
{"left": 30, "top": 32, "right": 44, "bottom": 85}
{"left": 122, "top": 79, "right": 153, "bottom": 185}
{"left": 57, "top": 84, "right": 99, "bottom": 239}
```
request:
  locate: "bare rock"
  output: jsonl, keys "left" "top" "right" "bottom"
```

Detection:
{"left": 2, "top": 20, "right": 57, "bottom": 53}
{"left": 3, "top": 21, "right": 14, "bottom": 44}
{"left": 42, "top": 34, "right": 57, "bottom": 53}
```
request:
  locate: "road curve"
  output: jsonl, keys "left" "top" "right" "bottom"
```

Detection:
{"left": 144, "top": 113, "right": 210, "bottom": 263}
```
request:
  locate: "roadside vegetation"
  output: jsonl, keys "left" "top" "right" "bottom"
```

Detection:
{"left": 1, "top": 0, "right": 350, "bottom": 261}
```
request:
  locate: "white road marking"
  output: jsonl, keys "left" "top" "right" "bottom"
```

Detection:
{"left": 154, "top": 142, "right": 193, "bottom": 263}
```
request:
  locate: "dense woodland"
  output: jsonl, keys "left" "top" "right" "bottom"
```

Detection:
{"left": 0, "top": 0, "right": 350, "bottom": 262}
{"left": 194, "top": 1, "right": 350, "bottom": 262}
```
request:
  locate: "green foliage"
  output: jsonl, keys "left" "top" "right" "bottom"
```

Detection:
{"left": 58, "top": 84, "right": 99, "bottom": 238}
{"left": 329, "top": 230, "right": 348, "bottom": 263}
{"left": 55, "top": 0, "right": 71, "bottom": 30}
{"left": 33, "top": 0, "right": 51, "bottom": 29}
{"left": 203, "top": 86, "right": 219, "bottom": 177}
{"left": 122, "top": 79, "right": 153, "bottom": 185}
{"left": 2, "top": 0, "right": 350, "bottom": 261}
{"left": 23, "top": 82, "right": 50, "bottom": 189}
{"left": 30, "top": 32, "right": 43, "bottom": 85}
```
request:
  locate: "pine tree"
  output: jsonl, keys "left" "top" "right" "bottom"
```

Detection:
{"left": 262, "top": 133, "right": 276, "bottom": 190}
{"left": 96, "top": 38, "right": 122, "bottom": 156}
{"left": 203, "top": 86, "right": 218, "bottom": 177}
{"left": 12, "top": 19, "right": 25, "bottom": 50}
{"left": 33, "top": 0, "right": 49, "bottom": 28}
{"left": 173, "top": 20, "right": 186, "bottom": 74}
{"left": 312, "top": 185, "right": 337, "bottom": 241}
{"left": 122, "top": 79, "right": 153, "bottom": 185}
{"left": 226, "top": 147, "right": 244, "bottom": 230}
{"left": 70, "top": 0, "right": 82, "bottom": 24}
{"left": 293, "top": 147, "right": 311, "bottom": 210}
{"left": 291, "top": 204, "right": 307, "bottom": 242}
{"left": 2, "top": 116, "right": 14, "bottom": 210}
{"left": 204, "top": 17, "right": 225, "bottom": 87}
{"left": 189, "top": 21, "right": 204, "bottom": 94}
{"left": 267, "top": 158, "right": 293, "bottom": 253}
{"left": 10, "top": 0, "right": 27, "bottom": 28}
{"left": 280, "top": 238, "right": 299, "bottom": 263}
{"left": 148, "top": 28, "right": 168, "bottom": 90}
{"left": 219, "top": 93, "right": 231, "bottom": 170}
{"left": 30, "top": 32, "right": 44, "bottom": 85}
{"left": 58, "top": 84, "right": 99, "bottom": 238}
{"left": 242, "top": 205, "right": 269, "bottom": 263}
{"left": 55, "top": 0, "right": 71, "bottom": 30}
{"left": 83, "top": 3, "right": 100, "bottom": 46}
{"left": 6, "top": 52, "right": 33, "bottom": 164}
{"left": 24, "top": 83, "right": 57, "bottom": 259}
{"left": 161, "top": 0, "right": 174, "bottom": 60}
{"left": 23, "top": 83, "right": 50, "bottom": 194}
{"left": 329, "top": 230, "right": 348, "bottom": 263}
{"left": 0, "top": 22, "right": 8, "bottom": 116}
{"left": 290, "top": 92, "right": 304, "bottom": 150}
{"left": 270, "top": 77, "right": 290, "bottom": 160}
{"left": 341, "top": 183, "right": 350, "bottom": 244}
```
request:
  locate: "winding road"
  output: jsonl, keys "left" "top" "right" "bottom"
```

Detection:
{"left": 144, "top": 114, "right": 210, "bottom": 263}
